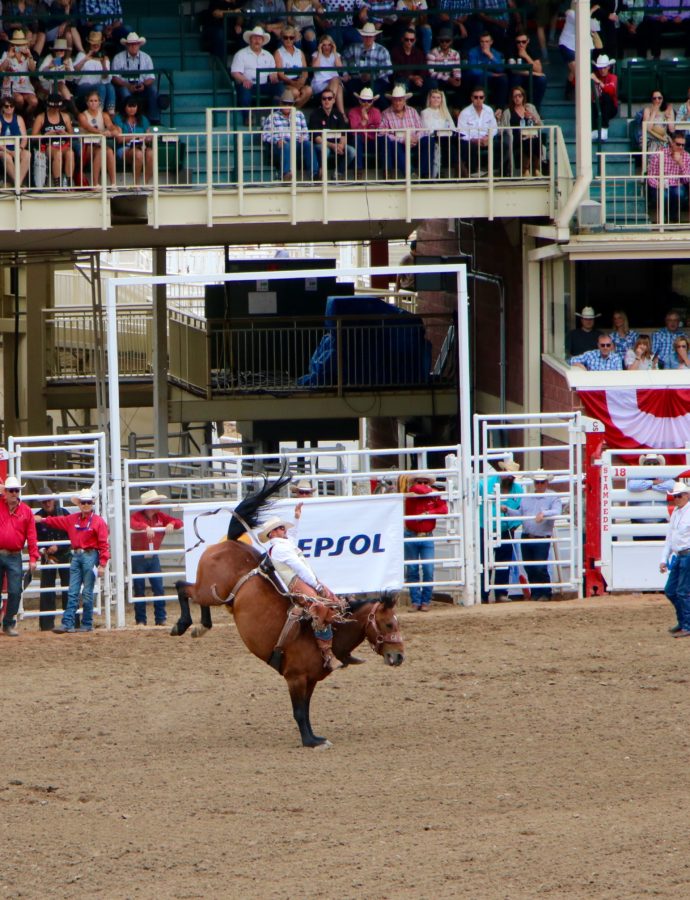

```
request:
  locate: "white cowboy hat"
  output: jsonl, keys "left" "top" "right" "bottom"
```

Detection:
{"left": 51, "top": 38, "right": 68, "bottom": 50}
{"left": 386, "top": 84, "right": 413, "bottom": 101}
{"left": 3, "top": 475, "right": 26, "bottom": 490}
{"left": 532, "top": 469, "right": 553, "bottom": 482}
{"left": 639, "top": 453, "right": 666, "bottom": 465}
{"left": 72, "top": 487, "right": 95, "bottom": 503}
{"left": 594, "top": 54, "right": 614, "bottom": 68}
{"left": 140, "top": 489, "right": 168, "bottom": 504}
{"left": 243, "top": 25, "right": 270, "bottom": 46}
{"left": 121, "top": 31, "right": 147, "bottom": 46}
{"left": 576, "top": 306, "right": 600, "bottom": 318}
{"left": 498, "top": 459, "right": 520, "bottom": 473}
{"left": 290, "top": 479, "right": 314, "bottom": 495}
{"left": 669, "top": 481, "right": 690, "bottom": 496}
{"left": 358, "top": 22, "right": 382, "bottom": 37}
{"left": 258, "top": 516, "right": 292, "bottom": 543}
{"left": 354, "top": 86, "right": 379, "bottom": 102}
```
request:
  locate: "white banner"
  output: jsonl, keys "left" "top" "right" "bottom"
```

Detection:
{"left": 183, "top": 495, "right": 404, "bottom": 593}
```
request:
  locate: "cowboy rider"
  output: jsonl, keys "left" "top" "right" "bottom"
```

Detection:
{"left": 258, "top": 502, "right": 344, "bottom": 672}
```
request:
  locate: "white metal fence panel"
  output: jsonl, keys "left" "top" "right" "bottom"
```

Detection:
{"left": 472, "top": 413, "right": 584, "bottom": 601}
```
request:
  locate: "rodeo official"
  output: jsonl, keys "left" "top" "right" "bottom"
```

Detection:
{"left": 660, "top": 481, "right": 690, "bottom": 637}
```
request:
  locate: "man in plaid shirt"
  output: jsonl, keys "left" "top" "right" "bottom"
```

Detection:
{"left": 343, "top": 22, "right": 393, "bottom": 104}
{"left": 262, "top": 90, "right": 319, "bottom": 179}
{"left": 647, "top": 132, "right": 690, "bottom": 224}
{"left": 652, "top": 310, "right": 688, "bottom": 369}
{"left": 570, "top": 335, "right": 624, "bottom": 371}
{"left": 380, "top": 84, "right": 431, "bottom": 177}
{"left": 427, "top": 28, "right": 462, "bottom": 107}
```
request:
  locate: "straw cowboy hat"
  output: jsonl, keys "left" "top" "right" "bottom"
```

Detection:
{"left": 532, "top": 469, "right": 553, "bottom": 482}
{"left": 87, "top": 31, "right": 104, "bottom": 45}
{"left": 9, "top": 30, "right": 29, "bottom": 46}
{"left": 669, "top": 481, "right": 690, "bottom": 496}
{"left": 575, "top": 306, "right": 600, "bottom": 318}
{"left": 3, "top": 475, "right": 26, "bottom": 490}
{"left": 121, "top": 31, "right": 147, "bottom": 46}
{"left": 140, "top": 489, "right": 168, "bottom": 504}
{"left": 639, "top": 453, "right": 666, "bottom": 465}
{"left": 51, "top": 38, "right": 68, "bottom": 51}
{"left": 258, "top": 516, "right": 292, "bottom": 543}
{"left": 72, "top": 487, "right": 95, "bottom": 504}
{"left": 290, "top": 479, "right": 314, "bottom": 496}
{"left": 358, "top": 22, "right": 382, "bottom": 37}
{"left": 386, "top": 84, "right": 413, "bottom": 101}
{"left": 354, "top": 86, "right": 380, "bottom": 102}
{"left": 498, "top": 459, "right": 520, "bottom": 473}
{"left": 594, "top": 54, "right": 614, "bottom": 68}
{"left": 243, "top": 25, "right": 270, "bottom": 46}
{"left": 277, "top": 88, "right": 296, "bottom": 104}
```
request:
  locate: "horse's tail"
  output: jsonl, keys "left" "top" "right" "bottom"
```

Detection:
{"left": 227, "top": 460, "right": 292, "bottom": 540}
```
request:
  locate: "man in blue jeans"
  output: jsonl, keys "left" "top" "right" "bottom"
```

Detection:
{"left": 129, "top": 489, "right": 182, "bottom": 626}
{"left": 0, "top": 475, "right": 39, "bottom": 637}
{"left": 262, "top": 90, "right": 319, "bottom": 179}
{"left": 660, "top": 481, "right": 690, "bottom": 637}
{"left": 403, "top": 472, "right": 448, "bottom": 610}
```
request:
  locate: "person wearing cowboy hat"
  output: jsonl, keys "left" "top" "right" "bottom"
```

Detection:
{"left": 262, "top": 88, "right": 319, "bottom": 178}
{"left": 381, "top": 83, "right": 432, "bottom": 177}
{"left": 73, "top": 31, "right": 117, "bottom": 113}
{"left": 35, "top": 488, "right": 109, "bottom": 634}
{"left": 32, "top": 495, "right": 74, "bottom": 632}
{"left": 628, "top": 453, "right": 675, "bottom": 536}
{"left": 258, "top": 502, "right": 345, "bottom": 671}
{"left": 591, "top": 54, "right": 617, "bottom": 142}
{"left": 565, "top": 306, "right": 601, "bottom": 358}
{"left": 457, "top": 86, "right": 497, "bottom": 177}
{"left": 38, "top": 38, "right": 77, "bottom": 107}
{"left": 230, "top": 26, "right": 280, "bottom": 109}
{"left": 660, "top": 481, "right": 690, "bottom": 637}
{"left": 290, "top": 478, "right": 316, "bottom": 497}
{"left": 342, "top": 21, "right": 393, "bottom": 106}
{"left": 111, "top": 32, "right": 160, "bottom": 124}
{"left": 0, "top": 31, "right": 38, "bottom": 118}
{"left": 129, "top": 490, "right": 182, "bottom": 626}
{"left": 492, "top": 458, "right": 524, "bottom": 602}
{"left": 404, "top": 471, "right": 448, "bottom": 610}
{"left": 348, "top": 85, "right": 383, "bottom": 176}
{"left": 517, "top": 469, "right": 562, "bottom": 601}
{"left": 0, "top": 476, "right": 39, "bottom": 637}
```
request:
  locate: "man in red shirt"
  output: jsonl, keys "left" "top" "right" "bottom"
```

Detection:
{"left": 129, "top": 489, "right": 182, "bottom": 626}
{"left": 0, "top": 475, "right": 39, "bottom": 636}
{"left": 403, "top": 471, "right": 448, "bottom": 610}
{"left": 35, "top": 487, "right": 109, "bottom": 634}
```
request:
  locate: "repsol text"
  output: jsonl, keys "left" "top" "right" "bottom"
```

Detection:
{"left": 298, "top": 534, "right": 386, "bottom": 557}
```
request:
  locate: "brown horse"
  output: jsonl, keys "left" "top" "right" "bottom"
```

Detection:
{"left": 172, "top": 473, "right": 405, "bottom": 748}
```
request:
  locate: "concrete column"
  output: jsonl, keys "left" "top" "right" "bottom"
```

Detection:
{"left": 152, "top": 248, "right": 168, "bottom": 464}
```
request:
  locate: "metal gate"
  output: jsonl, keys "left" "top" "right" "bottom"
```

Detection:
{"left": 472, "top": 413, "right": 584, "bottom": 601}
{"left": 8, "top": 432, "right": 111, "bottom": 627}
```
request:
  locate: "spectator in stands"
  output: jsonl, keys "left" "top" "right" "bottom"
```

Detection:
{"left": 0, "top": 476, "right": 38, "bottom": 637}
{"left": 647, "top": 133, "right": 690, "bottom": 225}
{"left": 203, "top": 0, "right": 245, "bottom": 61}
{"left": 643, "top": 0, "right": 690, "bottom": 61}
{"left": 36, "top": 487, "right": 109, "bottom": 634}
{"left": 673, "top": 335, "right": 690, "bottom": 368}
{"left": 348, "top": 85, "right": 383, "bottom": 175}
{"left": 467, "top": 33, "right": 508, "bottom": 112}
{"left": 629, "top": 453, "right": 674, "bottom": 497}
{"left": 38, "top": 38, "right": 76, "bottom": 111}
{"left": 427, "top": 28, "right": 462, "bottom": 111}
{"left": 130, "top": 489, "right": 182, "bottom": 627}
{"left": 311, "top": 34, "right": 346, "bottom": 115}
{"left": 0, "top": 97, "right": 30, "bottom": 186}
{"left": 362, "top": 0, "right": 398, "bottom": 42}
{"left": 262, "top": 88, "right": 319, "bottom": 179}
{"left": 652, "top": 309, "right": 687, "bottom": 369}
{"left": 618, "top": 0, "right": 649, "bottom": 58}
{"left": 590, "top": 54, "right": 617, "bottom": 142}
{"left": 32, "top": 93, "right": 75, "bottom": 187}
{"left": 643, "top": 89, "right": 674, "bottom": 154}
{"left": 565, "top": 305, "right": 600, "bottom": 357}
{"left": 241, "top": 0, "right": 288, "bottom": 50}
{"left": 570, "top": 334, "right": 624, "bottom": 370}
{"left": 499, "top": 86, "right": 542, "bottom": 177}
{"left": 78, "top": 0, "right": 127, "bottom": 50}
{"left": 113, "top": 95, "right": 153, "bottom": 185}
{"left": 73, "top": 31, "right": 115, "bottom": 114}
{"left": 287, "top": 0, "right": 322, "bottom": 58}
{"left": 309, "top": 86, "right": 355, "bottom": 174}
{"left": 4, "top": 1, "right": 46, "bottom": 58}
{"left": 380, "top": 83, "right": 431, "bottom": 177}
{"left": 77, "top": 90, "right": 119, "bottom": 187}
{"left": 231, "top": 25, "right": 279, "bottom": 108}
{"left": 44, "top": 0, "right": 84, "bottom": 56}
{"left": 457, "top": 86, "right": 498, "bottom": 176}
{"left": 609, "top": 309, "right": 638, "bottom": 356}
{"left": 475, "top": 0, "right": 511, "bottom": 53}
{"left": 625, "top": 334, "right": 658, "bottom": 369}
{"left": 517, "top": 469, "right": 562, "bottom": 601}
{"left": 317, "top": 0, "right": 367, "bottom": 50}
{"left": 34, "top": 497, "right": 72, "bottom": 632}
{"left": 437, "top": 0, "right": 477, "bottom": 50}
{"left": 395, "top": 0, "right": 432, "bottom": 55}
{"left": 403, "top": 471, "right": 448, "bottom": 610}
{"left": 421, "top": 88, "right": 456, "bottom": 176}
{"left": 342, "top": 22, "right": 393, "bottom": 107}
{"left": 493, "top": 459, "right": 524, "bottom": 603}
{"left": 274, "top": 26, "right": 312, "bottom": 108}
{"left": 0, "top": 30, "right": 38, "bottom": 119}
{"left": 506, "top": 31, "right": 547, "bottom": 112}
{"left": 390, "top": 28, "right": 430, "bottom": 105}
{"left": 558, "top": 2, "right": 591, "bottom": 101}
{"left": 111, "top": 32, "right": 160, "bottom": 125}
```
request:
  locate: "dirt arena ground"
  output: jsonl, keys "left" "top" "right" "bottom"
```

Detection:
{"left": 2, "top": 594, "right": 690, "bottom": 899}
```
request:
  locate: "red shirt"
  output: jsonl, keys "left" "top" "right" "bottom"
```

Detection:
{"left": 0, "top": 498, "right": 39, "bottom": 562}
{"left": 42, "top": 512, "right": 110, "bottom": 566}
{"left": 404, "top": 483, "right": 449, "bottom": 533}
{"left": 130, "top": 509, "right": 183, "bottom": 551}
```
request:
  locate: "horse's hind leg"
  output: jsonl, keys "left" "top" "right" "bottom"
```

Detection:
{"left": 191, "top": 604, "right": 213, "bottom": 639}
{"left": 170, "top": 581, "right": 193, "bottom": 636}
{"left": 287, "top": 676, "right": 330, "bottom": 749}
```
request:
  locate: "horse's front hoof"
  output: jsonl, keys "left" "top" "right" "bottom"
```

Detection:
{"left": 312, "top": 739, "right": 333, "bottom": 751}
{"left": 170, "top": 620, "right": 190, "bottom": 637}
{"left": 191, "top": 624, "right": 209, "bottom": 639}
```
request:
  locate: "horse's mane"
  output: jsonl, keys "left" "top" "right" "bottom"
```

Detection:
{"left": 347, "top": 593, "right": 396, "bottom": 612}
{"left": 227, "top": 461, "right": 292, "bottom": 540}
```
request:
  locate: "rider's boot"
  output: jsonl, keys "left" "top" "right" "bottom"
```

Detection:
{"left": 316, "top": 637, "right": 342, "bottom": 672}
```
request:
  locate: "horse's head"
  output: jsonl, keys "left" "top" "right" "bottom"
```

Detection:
{"left": 365, "top": 593, "right": 405, "bottom": 666}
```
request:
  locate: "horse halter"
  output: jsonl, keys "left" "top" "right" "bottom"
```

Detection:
{"left": 365, "top": 602, "right": 404, "bottom": 654}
